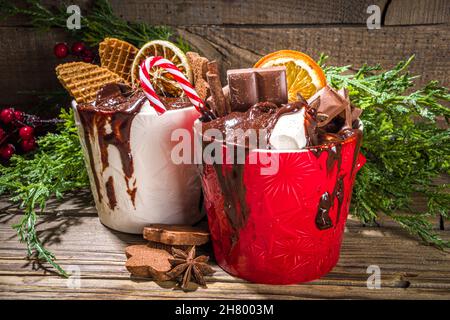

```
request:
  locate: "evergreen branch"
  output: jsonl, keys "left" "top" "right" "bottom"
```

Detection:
{"left": 0, "top": 109, "right": 89, "bottom": 276}
{"left": 323, "top": 55, "right": 450, "bottom": 247}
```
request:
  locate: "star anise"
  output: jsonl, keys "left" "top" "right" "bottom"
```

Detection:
{"left": 166, "top": 246, "right": 215, "bottom": 290}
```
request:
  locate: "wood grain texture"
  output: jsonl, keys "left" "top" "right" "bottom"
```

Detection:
{"left": 1, "top": 24, "right": 448, "bottom": 107}
{"left": 3, "top": 0, "right": 448, "bottom": 27}
{"left": 0, "top": 194, "right": 449, "bottom": 299}
{"left": 0, "top": 0, "right": 92, "bottom": 27}
{"left": 177, "top": 24, "right": 450, "bottom": 88}
{"left": 108, "top": 0, "right": 388, "bottom": 26}
{"left": 384, "top": 0, "right": 450, "bottom": 25}
{"left": 0, "top": 27, "right": 72, "bottom": 108}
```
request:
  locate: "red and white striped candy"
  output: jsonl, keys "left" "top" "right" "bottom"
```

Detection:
{"left": 139, "top": 56, "right": 205, "bottom": 115}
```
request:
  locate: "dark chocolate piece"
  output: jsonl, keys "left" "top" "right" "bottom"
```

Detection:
{"left": 308, "top": 85, "right": 362, "bottom": 129}
{"left": 227, "top": 67, "right": 287, "bottom": 112}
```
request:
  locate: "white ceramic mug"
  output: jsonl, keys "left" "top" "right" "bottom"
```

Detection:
{"left": 73, "top": 101, "right": 203, "bottom": 234}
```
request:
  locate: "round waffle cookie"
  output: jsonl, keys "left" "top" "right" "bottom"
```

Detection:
{"left": 56, "top": 62, "right": 123, "bottom": 104}
{"left": 99, "top": 38, "right": 138, "bottom": 85}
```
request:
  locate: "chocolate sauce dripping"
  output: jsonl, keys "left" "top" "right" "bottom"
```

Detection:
{"left": 78, "top": 111, "right": 103, "bottom": 204}
{"left": 209, "top": 141, "right": 250, "bottom": 245}
{"left": 348, "top": 129, "right": 364, "bottom": 177}
{"left": 333, "top": 176, "right": 345, "bottom": 226}
{"left": 77, "top": 85, "right": 146, "bottom": 210}
{"left": 315, "top": 176, "right": 346, "bottom": 231}
{"left": 303, "top": 106, "right": 320, "bottom": 147}
{"left": 315, "top": 192, "right": 333, "bottom": 230}
{"left": 105, "top": 176, "right": 117, "bottom": 210}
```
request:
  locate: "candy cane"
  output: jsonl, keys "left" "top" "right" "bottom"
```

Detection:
{"left": 139, "top": 56, "right": 205, "bottom": 115}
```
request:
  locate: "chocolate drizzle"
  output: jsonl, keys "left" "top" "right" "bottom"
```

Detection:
{"left": 105, "top": 176, "right": 117, "bottom": 210}
{"left": 312, "top": 128, "right": 363, "bottom": 231}
{"left": 212, "top": 160, "right": 249, "bottom": 245}
{"left": 77, "top": 83, "right": 146, "bottom": 210}
{"left": 315, "top": 175, "right": 346, "bottom": 230}
{"left": 334, "top": 176, "right": 345, "bottom": 226}
{"left": 315, "top": 192, "right": 333, "bottom": 230}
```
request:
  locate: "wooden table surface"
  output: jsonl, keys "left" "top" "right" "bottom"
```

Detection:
{"left": 0, "top": 190, "right": 449, "bottom": 300}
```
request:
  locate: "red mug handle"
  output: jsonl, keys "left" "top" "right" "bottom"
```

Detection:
{"left": 355, "top": 153, "right": 366, "bottom": 172}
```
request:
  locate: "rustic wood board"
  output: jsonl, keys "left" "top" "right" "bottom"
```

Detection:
{"left": 4, "top": 0, "right": 448, "bottom": 27}
{"left": 384, "top": 0, "right": 450, "bottom": 25}
{"left": 177, "top": 24, "right": 450, "bottom": 87}
{"left": 108, "top": 0, "right": 389, "bottom": 26}
{"left": 1, "top": 24, "right": 449, "bottom": 107}
{"left": 0, "top": 0, "right": 389, "bottom": 27}
{"left": 0, "top": 193, "right": 449, "bottom": 299}
{"left": 0, "top": 27, "right": 71, "bottom": 109}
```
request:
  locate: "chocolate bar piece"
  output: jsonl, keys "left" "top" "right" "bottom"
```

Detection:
{"left": 308, "top": 86, "right": 352, "bottom": 128}
{"left": 227, "top": 67, "right": 287, "bottom": 112}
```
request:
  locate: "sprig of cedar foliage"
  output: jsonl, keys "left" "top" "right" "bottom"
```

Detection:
{"left": 0, "top": 109, "right": 89, "bottom": 276}
{"left": 0, "top": 0, "right": 189, "bottom": 49}
{"left": 320, "top": 55, "right": 450, "bottom": 248}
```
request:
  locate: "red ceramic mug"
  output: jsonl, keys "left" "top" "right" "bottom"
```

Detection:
{"left": 195, "top": 120, "right": 365, "bottom": 284}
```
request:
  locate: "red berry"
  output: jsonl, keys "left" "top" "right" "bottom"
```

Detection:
{"left": 21, "top": 138, "right": 36, "bottom": 152}
{"left": 0, "top": 144, "right": 15, "bottom": 160}
{"left": 54, "top": 43, "right": 69, "bottom": 58}
{"left": 14, "top": 110, "right": 24, "bottom": 122}
{"left": 0, "top": 108, "right": 14, "bottom": 124}
{"left": 0, "top": 127, "right": 5, "bottom": 140}
{"left": 19, "top": 126, "right": 34, "bottom": 140}
{"left": 81, "top": 48, "right": 95, "bottom": 63}
{"left": 71, "top": 41, "right": 86, "bottom": 55}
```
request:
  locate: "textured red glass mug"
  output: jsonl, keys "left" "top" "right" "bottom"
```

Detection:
{"left": 195, "top": 120, "right": 365, "bottom": 284}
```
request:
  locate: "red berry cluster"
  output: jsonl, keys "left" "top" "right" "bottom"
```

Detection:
{"left": 54, "top": 41, "right": 95, "bottom": 63}
{"left": 0, "top": 108, "right": 38, "bottom": 162}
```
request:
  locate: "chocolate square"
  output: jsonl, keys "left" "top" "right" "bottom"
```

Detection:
{"left": 227, "top": 67, "right": 287, "bottom": 112}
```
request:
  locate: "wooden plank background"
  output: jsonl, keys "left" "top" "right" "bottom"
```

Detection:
{"left": 0, "top": 0, "right": 449, "bottom": 110}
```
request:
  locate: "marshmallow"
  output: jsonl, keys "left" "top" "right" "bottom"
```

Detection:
{"left": 269, "top": 107, "right": 307, "bottom": 150}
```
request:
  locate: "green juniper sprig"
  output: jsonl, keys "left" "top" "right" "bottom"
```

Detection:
{"left": 0, "top": 109, "right": 89, "bottom": 276}
{"left": 0, "top": 0, "right": 189, "bottom": 50}
{"left": 320, "top": 54, "right": 450, "bottom": 248}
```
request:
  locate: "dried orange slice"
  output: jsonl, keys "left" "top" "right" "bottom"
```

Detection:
{"left": 254, "top": 50, "right": 326, "bottom": 101}
{"left": 131, "top": 40, "right": 192, "bottom": 97}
